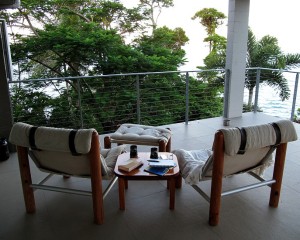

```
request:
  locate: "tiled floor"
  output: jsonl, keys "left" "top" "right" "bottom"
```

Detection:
{"left": 1, "top": 112, "right": 300, "bottom": 240}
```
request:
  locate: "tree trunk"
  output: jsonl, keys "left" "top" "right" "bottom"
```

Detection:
{"left": 248, "top": 87, "right": 254, "bottom": 107}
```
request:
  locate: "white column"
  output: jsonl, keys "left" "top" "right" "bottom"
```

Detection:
{"left": 224, "top": 0, "right": 250, "bottom": 118}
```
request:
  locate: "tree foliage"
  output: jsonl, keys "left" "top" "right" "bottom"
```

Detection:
{"left": 245, "top": 28, "right": 300, "bottom": 106}
{"left": 192, "top": 8, "right": 226, "bottom": 52}
{"left": 3, "top": 0, "right": 187, "bottom": 78}
{"left": 135, "top": 26, "right": 189, "bottom": 71}
{"left": 138, "top": 0, "right": 174, "bottom": 31}
{"left": 6, "top": 0, "right": 222, "bottom": 131}
{"left": 194, "top": 8, "right": 300, "bottom": 108}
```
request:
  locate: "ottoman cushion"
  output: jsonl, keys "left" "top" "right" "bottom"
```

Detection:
{"left": 110, "top": 124, "right": 171, "bottom": 144}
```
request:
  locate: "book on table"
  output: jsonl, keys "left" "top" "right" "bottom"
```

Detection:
{"left": 118, "top": 159, "right": 143, "bottom": 172}
{"left": 148, "top": 159, "right": 176, "bottom": 168}
{"left": 144, "top": 166, "right": 170, "bottom": 176}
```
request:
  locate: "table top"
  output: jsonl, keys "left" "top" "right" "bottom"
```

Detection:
{"left": 114, "top": 152, "right": 180, "bottom": 179}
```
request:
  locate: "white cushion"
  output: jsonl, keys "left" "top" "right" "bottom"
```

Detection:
{"left": 172, "top": 149, "right": 212, "bottom": 185}
{"left": 221, "top": 120, "right": 297, "bottom": 156}
{"left": 110, "top": 124, "right": 171, "bottom": 144}
{"left": 103, "top": 145, "right": 127, "bottom": 177}
{"left": 9, "top": 122, "right": 96, "bottom": 154}
{"left": 100, "top": 154, "right": 109, "bottom": 176}
{"left": 30, "top": 150, "right": 91, "bottom": 176}
{"left": 30, "top": 144, "right": 126, "bottom": 177}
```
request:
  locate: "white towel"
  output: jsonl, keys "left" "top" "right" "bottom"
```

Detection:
{"left": 172, "top": 149, "right": 212, "bottom": 185}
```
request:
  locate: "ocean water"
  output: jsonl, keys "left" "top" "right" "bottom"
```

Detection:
{"left": 244, "top": 72, "right": 300, "bottom": 120}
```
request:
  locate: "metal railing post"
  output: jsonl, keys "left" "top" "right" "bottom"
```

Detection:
{"left": 254, "top": 68, "right": 261, "bottom": 112}
{"left": 185, "top": 72, "right": 189, "bottom": 125}
{"left": 77, "top": 79, "right": 83, "bottom": 128}
{"left": 290, "top": 72, "right": 299, "bottom": 121}
{"left": 136, "top": 75, "right": 141, "bottom": 124}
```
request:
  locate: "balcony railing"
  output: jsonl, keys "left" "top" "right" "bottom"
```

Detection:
{"left": 8, "top": 68, "right": 300, "bottom": 133}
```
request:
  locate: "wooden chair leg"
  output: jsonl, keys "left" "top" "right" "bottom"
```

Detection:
{"left": 209, "top": 131, "right": 224, "bottom": 226}
{"left": 90, "top": 132, "right": 104, "bottom": 225}
{"left": 17, "top": 146, "right": 36, "bottom": 213}
{"left": 269, "top": 143, "right": 287, "bottom": 208}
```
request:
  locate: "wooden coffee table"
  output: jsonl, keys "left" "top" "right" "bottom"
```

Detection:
{"left": 114, "top": 152, "right": 181, "bottom": 210}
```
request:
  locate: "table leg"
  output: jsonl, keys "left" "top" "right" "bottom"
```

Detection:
{"left": 118, "top": 178, "right": 126, "bottom": 210}
{"left": 169, "top": 177, "right": 176, "bottom": 210}
{"left": 175, "top": 175, "right": 182, "bottom": 188}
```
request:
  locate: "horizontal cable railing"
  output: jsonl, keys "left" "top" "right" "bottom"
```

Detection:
{"left": 8, "top": 68, "right": 300, "bottom": 133}
{"left": 244, "top": 68, "right": 300, "bottom": 120}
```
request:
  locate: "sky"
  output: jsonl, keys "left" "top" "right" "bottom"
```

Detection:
{"left": 121, "top": 0, "right": 300, "bottom": 70}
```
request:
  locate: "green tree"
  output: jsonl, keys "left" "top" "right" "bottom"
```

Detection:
{"left": 192, "top": 8, "right": 226, "bottom": 52}
{"left": 1, "top": 0, "right": 144, "bottom": 36}
{"left": 200, "top": 27, "right": 300, "bottom": 107}
{"left": 5, "top": 0, "right": 194, "bottom": 131}
{"left": 245, "top": 29, "right": 300, "bottom": 106}
{"left": 135, "top": 26, "right": 189, "bottom": 71}
{"left": 3, "top": 0, "right": 186, "bottom": 79}
{"left": 138, "top": 0, "right": 174, "bottom": 31}
{"left": 10, "top": 84, "right": 50, "bottom": 125}
{"left": 2, "top": 0, "right": 149, "bottom": 79}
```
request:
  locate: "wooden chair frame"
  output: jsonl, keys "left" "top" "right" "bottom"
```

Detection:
{"left": 16, "top": 132, "right": 113, "bottom": 225}
{"left": 193, "top": 131, "right": 288, "bottom": 226}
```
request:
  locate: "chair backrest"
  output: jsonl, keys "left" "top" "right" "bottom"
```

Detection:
{"left": 9, "top": 122, "right": 98, "bottom": 176}
{"left": 202, "top": 120, "right": 298, "bottom": 178}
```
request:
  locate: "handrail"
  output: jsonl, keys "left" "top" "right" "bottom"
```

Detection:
{"left": 9, "top": 69, "right": 226, "bottom": 83}
{"left": 8, "top": 67, "right": 300, "bottom": 131}
{"left": 9, "top": 67, "right": 300, "bottom": 84}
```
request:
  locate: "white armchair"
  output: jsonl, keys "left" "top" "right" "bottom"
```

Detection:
{"left": 9, "top": 122, "right": 125, "bottom": 224}
{"left": 173, "top": 120, "right": 298, "bottom": 226}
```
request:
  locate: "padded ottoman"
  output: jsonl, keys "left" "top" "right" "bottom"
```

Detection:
{"left": 104, "top": 124, "right": 172, "bottom": 152}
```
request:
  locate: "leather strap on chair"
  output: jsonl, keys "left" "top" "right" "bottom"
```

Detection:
{"left": 69, "top": 130, "right": 81, "bottom": 156}
{"left": 237, "top": 127, "right": 247, "bottom": 154}
{"left": 237, "top": 123, "right": 281, "bottom": 156}
{"left": 29, "top": 126, "right": 39, "bottom": 150}
{"left": 270, "top": 122, "right": 281, "bottom": 146}
{"left": 256, "top": 122, "right": 282, "bottom": 167}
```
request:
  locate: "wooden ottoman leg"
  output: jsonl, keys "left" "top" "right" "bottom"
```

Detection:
{"left": 166, "top": 137, "right": 171, "bottom": 152}
{"left": 159, "top": 140, "right": 166, "bottom": 152}
{"left": 166, "top": 128, "right": 171, "bottom": 152}
{"left": 104, "top": 136, "right": 111, "bottom": 149}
